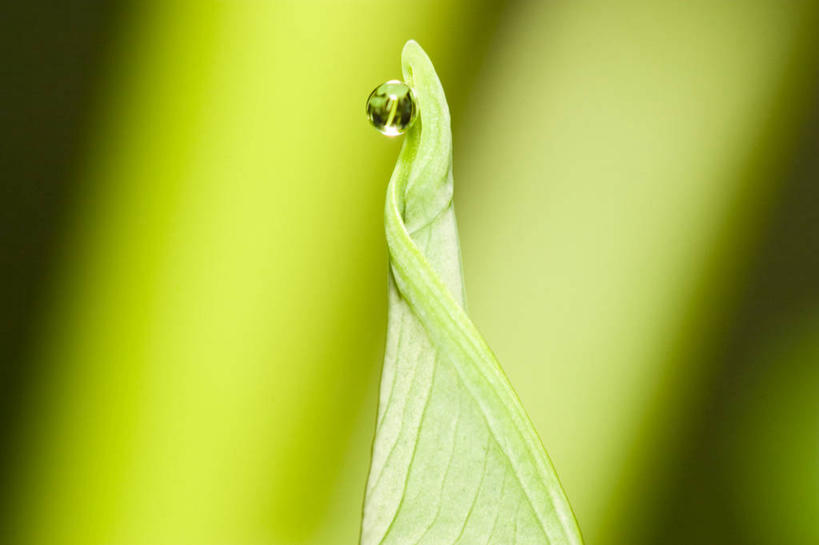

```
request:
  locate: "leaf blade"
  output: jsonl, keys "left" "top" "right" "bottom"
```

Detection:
{"left": 362, "top": 40, "right": 583, "bottom": 545}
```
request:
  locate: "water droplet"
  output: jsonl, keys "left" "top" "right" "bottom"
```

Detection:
{"left": 366, "top": 80, "right": 417, "bottom": 136}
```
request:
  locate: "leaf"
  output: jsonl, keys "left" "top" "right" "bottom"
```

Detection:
{"left": 361, "top": 41, "right": 584, "bottom": 545}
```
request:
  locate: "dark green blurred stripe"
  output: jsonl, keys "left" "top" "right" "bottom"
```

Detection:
{"left": 0, "top": 0, "right": 128, "bottom": 530}
{"left": 627, "top": 6, "right": 819, "bottom": 543}
{"left": 638, "top": 93, "right": 819, "bottom": 545}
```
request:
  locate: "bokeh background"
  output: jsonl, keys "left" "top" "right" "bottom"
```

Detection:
{"left": 2, "top": 1, "right": 818, "bottom": 544}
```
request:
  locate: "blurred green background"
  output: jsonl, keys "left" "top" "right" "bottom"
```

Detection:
{"left": 2, "top": 1, "right": 817, "bottom": 544}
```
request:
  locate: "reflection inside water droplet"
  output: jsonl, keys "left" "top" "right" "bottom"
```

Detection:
{"left": 366, "top": 80, "right": 417, "bottom": 136}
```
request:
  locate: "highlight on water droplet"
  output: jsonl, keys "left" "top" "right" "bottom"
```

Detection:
{"left": 366, "top": 80, "right": 417, "bottom": 136}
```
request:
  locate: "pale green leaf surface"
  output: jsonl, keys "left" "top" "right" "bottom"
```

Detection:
{"left": 361, "top": 41, "right": 583, "bottom": 545}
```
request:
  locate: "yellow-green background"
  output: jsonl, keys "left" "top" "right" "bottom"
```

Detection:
{"left": 1, "top": 1, "right": 817, "bottom": 544}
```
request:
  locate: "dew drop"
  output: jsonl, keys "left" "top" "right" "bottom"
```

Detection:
{"left": 366, "top": 80, "right": 417, "bottom": 136}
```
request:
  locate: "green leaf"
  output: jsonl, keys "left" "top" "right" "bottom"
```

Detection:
{"left": 361, "top": 41, "right": 584, "bottom": 545}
